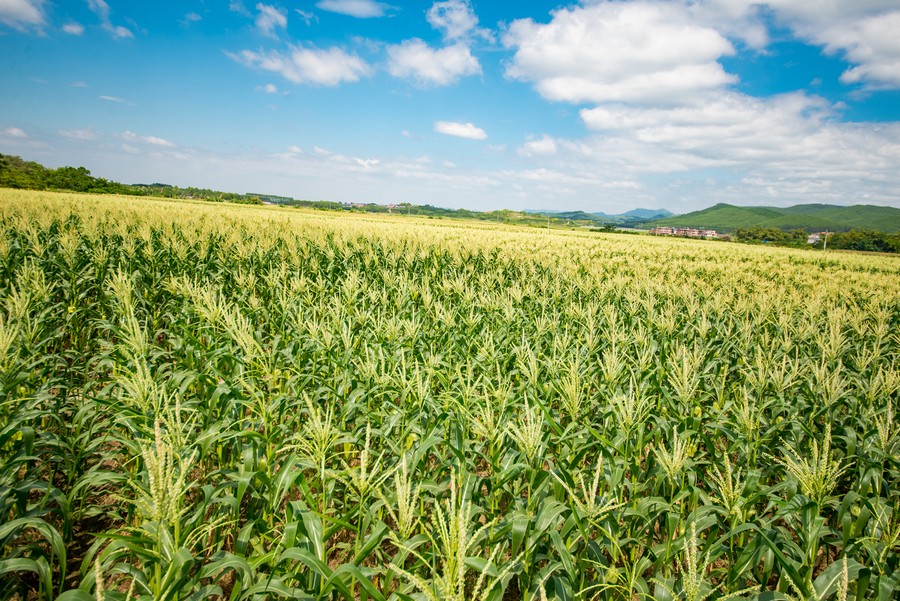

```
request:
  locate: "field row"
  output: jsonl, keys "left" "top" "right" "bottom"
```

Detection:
{"left": 0, "top": 190, "right": 898, "bottom": 600}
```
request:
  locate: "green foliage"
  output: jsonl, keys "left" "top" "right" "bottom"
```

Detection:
{"left": 0, "top": 154, "right": 262, "bottom": 204}
{"left": 734, "top": 227, "right": 809, "bottom": 246}
{"left": 823, "top": 230, "right": 900, "bottom": 253}
{"left": 733, "top": 227, "right": 900, "bottom": 253}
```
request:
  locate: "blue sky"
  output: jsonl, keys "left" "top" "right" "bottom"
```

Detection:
{"left": 2, "top": 0, "right": 900, "bottom": 213}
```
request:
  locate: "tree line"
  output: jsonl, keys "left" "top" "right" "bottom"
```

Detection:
{"left": 734, "top": 226, "right": 900, "bottom": 253}
{"left": 0, "top": 154, "right": 262, "bottom": 205}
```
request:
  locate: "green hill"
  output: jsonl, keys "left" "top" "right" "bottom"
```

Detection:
{"left": 651, "top": 203, "right": 900, "bottom": 233}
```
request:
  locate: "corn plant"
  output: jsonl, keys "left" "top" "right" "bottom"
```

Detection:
{"left": 0, "top": 188, "right": 897, "bottom": 600}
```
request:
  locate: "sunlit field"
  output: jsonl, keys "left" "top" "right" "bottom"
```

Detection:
{"left": 1, "top": 189, "right": 898, "bottom": 601}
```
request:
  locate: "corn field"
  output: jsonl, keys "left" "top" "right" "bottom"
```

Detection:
{"left": 1, "top": 189, "right": 898, "bottom": 601}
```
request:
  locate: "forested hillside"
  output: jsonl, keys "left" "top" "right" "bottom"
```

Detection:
{"left": 0, "top": 154, "right": 262, "bottom": 204}
{"left": 651, "top": 202, "right": 900, "bottom": 233}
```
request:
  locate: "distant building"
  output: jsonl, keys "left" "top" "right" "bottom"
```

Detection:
{"left": 675, "top": 228, "right": 701, "bottom": 237}
{"left": 649, "top": 226, "right": 719, "bottom": 239}
{"left": 807, "top": 233, "right": 823, "bottom": 244}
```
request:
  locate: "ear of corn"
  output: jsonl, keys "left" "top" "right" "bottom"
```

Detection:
{"left": 0, "top": 188, "right": 898, "bottom": 600}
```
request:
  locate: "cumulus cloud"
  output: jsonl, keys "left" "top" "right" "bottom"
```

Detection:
{"left": 502, "top": 1, "right": 900, "bottom": 94}
{"left": 62, "top": 22, "right": 84, "bottom": 35}
{"left": 426, "top": 0, "right": 491, "bottom": 41}
{"left": 59, "top": 128, "right": 98, "bottom": 140}
{"left": 386, "top": 39, "right": 480, "bottom": 86}
{"left": 121, "top": 131, "right": 175, "bottom": 147}
{"left": 354, "top": 157, "right": 380, "bottom": 170}
{"left": 690, "top": 1, "right": 900, "bottom": 89}
{"left": 824, "top": 11, "right": 900, "bottom": 88}
{"left": 515, "top": 89, "right": 900, "bottom": 210}
{"left": 255, "top": 3, "right": 286, "bottom": 37}
{"left": 518, "top": 135, "right": 558, "bottom": 157}
{"left": 0, "top": 0, "right": 44, "bottom": 30}
{"left": 579, "top": 92, "right": 836, "bottom": 164}
{"left": 229, "top": 46, "right": 371, "bottom": 86}
{"left": 87, "top": 0, "right": 134, "bottom": 39}
{"left": 316, "top": 0, "right": 390, "bottom": 18}
{"left": 2, "top": 127, "right": 28, "bottom": 138}
{"left": 386, "top": 1, "right": 488, "bottom": 86}
{"left": 503, "top": 2, "right": 736, "bottom": 105}
{"left": 229, "top": 1, "right": 250, "bottom": 16}
{"left": 434, "top": 120, "right": 487, "bottom": 140}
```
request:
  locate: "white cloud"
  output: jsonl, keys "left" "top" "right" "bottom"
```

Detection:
{"left": 501, "top": 2, "right": 900, "bottom": 94}
{"left": 59, "top": 128, "right": 97, "bottom": 140}
{"left": 99, "top": 95, "right": 127, "bottom": 103}
{"left": 518, "top": 135, "right": 557, "bottom": 157}
{"left": 434, "top": 120, "right": 487, "bottom": 140}
{"left": 259, "top": 83, "right": 278, "bottom": 94}
{"left": 686, "top": 0, "right": 770, "bottom": 49}
{"left": 183, "top": 12, "right": 202, "bottom": 24}
{"left": 109, "top": 25, "right": 132, "bottom": 38}
{"left": 295, "top": 9, "right": 317, "bottom": 25}
{"left": 87, "top": 0, "right": 134, "bottom": 39}
{"left": 426, "top": 0, "right": 491, "bottom": 41}
{"left": 0, "top": 0, "right": 44, "bottom": 30}
{"left": 517, "top": 89, "right": 900, "bottom": 209}
{"left": 87, "top": 0, "right": 109, "bottom": 20}
{"left": 579, "top": 92, "right": 834, "bottom": 161}
{"left": 229, "top": 1, "right": 250, "bottom": 16}
{"left": 386, "top": 39, "right": 480, "bottom": 86}
{"left": 70, "top": 81, "right": 88, "bottom": 87}
{"left": 230, "top": 46, "right": 371, "bottom": 86}
{"left": 255, "top": 3, "right": 286, "bottom": 37}
{"left": 354, "top": 157, "right": 380, "bottom": 170}
{"left": 62, "top": 21, "right": 84, "bottom": 35}
{"left": 316, "top": 0, "right": 390, "bottom": 18}
{"left": 826, "top": 11, "right": 900, "bottom": 88}
{"left": 121, "top": 131, "right": 175, "bottom": 147}
{"left": 2, "top": 127, "right": 27, "bottom": 138}
{"left": 503, "top": 2, "right": 736, "bottom": 105}
{"left": 691, "top": 1, "right": 900, "bottom": 89}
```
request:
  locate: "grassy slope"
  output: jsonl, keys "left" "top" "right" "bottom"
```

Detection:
{"left": 652, "top": 203, "right": 900, "bottom": 232}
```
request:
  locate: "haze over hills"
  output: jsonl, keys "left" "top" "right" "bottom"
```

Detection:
{"left": 526, "top": 208, "right": 673, "bottom": 225}
{"left": 648, "top": 203, "right": 900, "bottom": 234}
{"left": 3, "top": 153, "right": 900, "bottom": 234}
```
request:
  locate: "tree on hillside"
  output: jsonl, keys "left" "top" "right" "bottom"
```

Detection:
{"left": 0, "top": 154, "right": 49, "bottom": 189}
{"left": 47, "top": 166, "right": 95, "bottom": 192}
{"left": 823, "top": 230, "right": 900, "bottom": 253}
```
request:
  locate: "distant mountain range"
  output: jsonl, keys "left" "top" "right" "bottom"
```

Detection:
{"left": 526, "top": 208, "right": 673, "bottom": 225}
{"left": 527, "top": 203, "right": 900, "bottom": 233}
{"left": 648, "top": 203, "right": 900, "bottom": 233}
{"left": 3, "top": 153, "right": 899, "bottom": 234}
